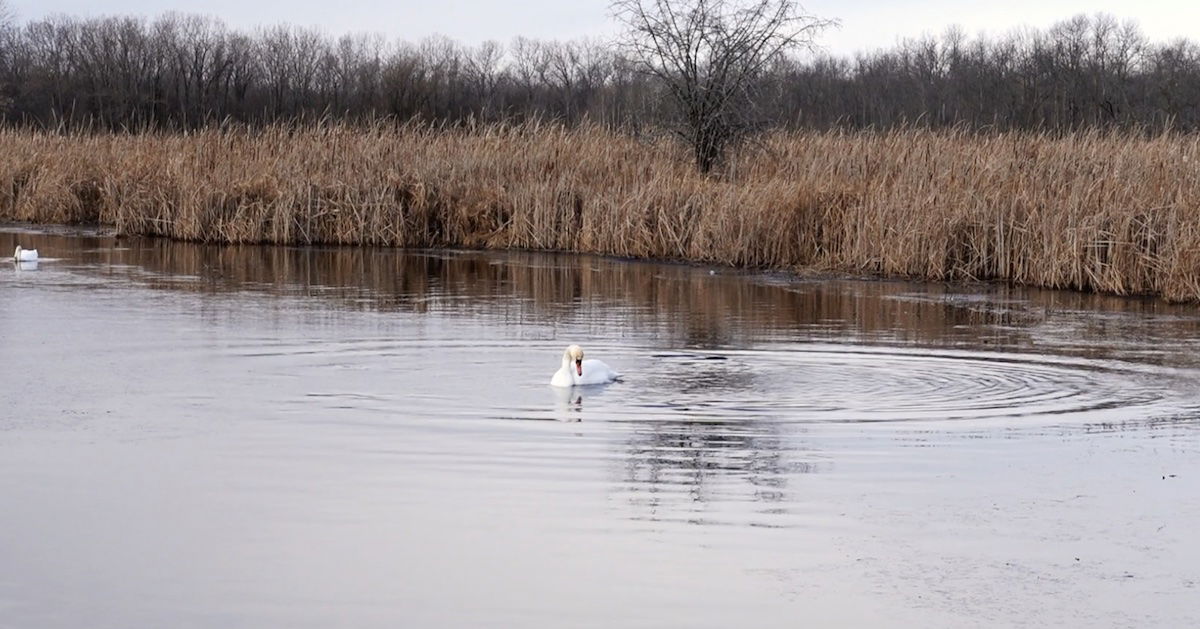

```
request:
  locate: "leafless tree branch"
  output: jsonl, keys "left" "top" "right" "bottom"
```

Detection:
{"left": 611, "top": 0, "right": 834, "bottom": 171}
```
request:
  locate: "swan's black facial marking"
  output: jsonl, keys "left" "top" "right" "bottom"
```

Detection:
{"left": 575, "top": 359, "right": 583, "bottom": 375}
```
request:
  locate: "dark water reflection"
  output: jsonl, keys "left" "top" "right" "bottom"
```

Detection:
{"left": 10, "top": 225, "right": 1200, "bottom": 356}
{"left": 3, "top": 225, "right": 1200, "bottom": 628}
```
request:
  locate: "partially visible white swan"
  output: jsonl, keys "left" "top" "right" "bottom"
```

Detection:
{"left": 550, "top": 344, "right": 621, "bottom": 387}
{"left": 13, "top": 246, "right": 38, "bottom": 262}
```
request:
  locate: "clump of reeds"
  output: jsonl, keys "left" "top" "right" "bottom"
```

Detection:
{"left": 1, "top": 122, "right": 1198, "bottom": 300}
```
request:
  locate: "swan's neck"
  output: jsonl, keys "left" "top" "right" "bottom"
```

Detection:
{"left": 561, "top": 353, "right": 581, "bottom": 380}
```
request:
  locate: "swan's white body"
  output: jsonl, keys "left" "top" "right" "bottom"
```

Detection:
{"left": 550, "top": 345, "right": 620, "bottom": 387}
{"left": 13, "top": 246, "right": 38, "bottom": 262}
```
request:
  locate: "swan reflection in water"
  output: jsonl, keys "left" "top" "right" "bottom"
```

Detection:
{"left": 544, "top": 355, "right": 814, "bottom": 526}
{"left": 551, "top": 380, "right": 618, "bottom": 422}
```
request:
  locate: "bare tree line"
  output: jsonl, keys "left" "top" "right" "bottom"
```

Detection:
{"left": 774, "top": 15, "right": 1200, "bottom": 131}
{"left": 0, "top": 9, "right": 1197, "bottom": 132}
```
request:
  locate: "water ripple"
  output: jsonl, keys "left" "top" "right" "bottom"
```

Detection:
{"left": 259, "top": 338, "right": 1200, "bottom": 429}
{"left": 632, "top": 345, "right": 1198, "bottom": 425}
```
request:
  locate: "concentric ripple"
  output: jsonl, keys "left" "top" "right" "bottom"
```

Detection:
{"left": 262, "top": 336, "right": 1200, "bottom": 428}
{"left": 633, "top": 345, "right": 1199, "bottom": 425}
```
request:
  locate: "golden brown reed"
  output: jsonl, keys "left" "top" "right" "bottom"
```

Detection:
{"left": 2, "top": 123, "right": 1199, "bottom": 300}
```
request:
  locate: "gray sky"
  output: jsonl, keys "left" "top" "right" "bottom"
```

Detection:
{"left": 9, "top": 0, "right": 1200, "bottom": 55}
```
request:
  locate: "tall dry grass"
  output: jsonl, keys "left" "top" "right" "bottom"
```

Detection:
{"left": 2, "top": 123, "right": 1199, "bottom": 300}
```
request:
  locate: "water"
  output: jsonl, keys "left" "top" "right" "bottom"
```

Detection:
{"left": 2, "top": 226, "right": 1199, "bottom": 628}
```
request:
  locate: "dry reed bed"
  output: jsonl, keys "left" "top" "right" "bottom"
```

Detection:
{"left": 2, "top": 124, "right": 1199, "bottom": 300}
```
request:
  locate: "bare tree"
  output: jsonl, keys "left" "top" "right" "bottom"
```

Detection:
{"left": 612, "top": 0, "right": 832, "bottom": 171}
{"left": 465, "top": 40, "right": 503, "bottom": 118}
{"left": 0, "top": 0, "right": 14, "bottom": 115}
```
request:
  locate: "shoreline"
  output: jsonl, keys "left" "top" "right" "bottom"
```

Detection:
{"left": 3, "top": 123, "right": 1198, "bottom": 301}
{"left": 4, "top": 221, "right": 1175, "bottom": 309}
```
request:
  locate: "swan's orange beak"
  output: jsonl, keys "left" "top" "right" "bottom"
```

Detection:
{"left": 575, "top": 359, "right": 583, "bottom": 376}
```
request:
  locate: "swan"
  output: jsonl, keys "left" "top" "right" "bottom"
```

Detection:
{"left": 550, "top": 344, "right": 621, "bottom": 387}
{"left": 13, "top": 246, "right": 38, "bottom": 262}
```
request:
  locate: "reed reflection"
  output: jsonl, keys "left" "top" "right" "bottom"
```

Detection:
{"left": 9, "top": 228, "right": 1200, "bottom": 364}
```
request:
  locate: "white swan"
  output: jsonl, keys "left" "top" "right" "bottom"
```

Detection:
{"left": 13, "top": 246, "right": 38, "bottom": 262}
{"left": 550, "top": 344, "right": 621, "bottom": 387}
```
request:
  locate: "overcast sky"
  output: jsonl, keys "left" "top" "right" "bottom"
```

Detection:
{"left": 9, "top": 0, "right": 1200, "bottom": 56}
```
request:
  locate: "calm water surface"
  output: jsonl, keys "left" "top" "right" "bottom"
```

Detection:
{"left": 2, "top": 226, "right": 1199, "bottom": 628}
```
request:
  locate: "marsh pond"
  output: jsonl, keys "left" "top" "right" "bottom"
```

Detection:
{"left": 2, "top": 226, "right": 1198, "bottom": 628}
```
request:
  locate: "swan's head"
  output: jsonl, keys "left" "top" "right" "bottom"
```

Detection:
{"left": 565, "top": 344, "right": 585, "bottom": 376}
